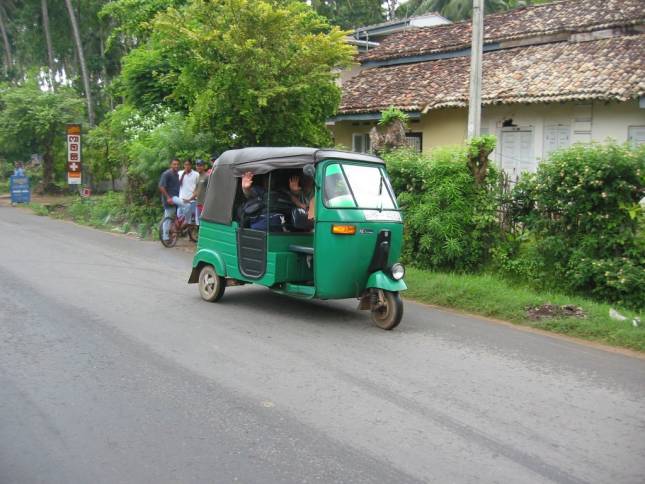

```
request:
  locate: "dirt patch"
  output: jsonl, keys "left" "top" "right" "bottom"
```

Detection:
{"left": 526, "top": 304, "right": 586, "bottom": 321}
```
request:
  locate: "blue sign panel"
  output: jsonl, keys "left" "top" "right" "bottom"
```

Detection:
{"left": 10, "top": 175, "right": 30, "bottom": 204}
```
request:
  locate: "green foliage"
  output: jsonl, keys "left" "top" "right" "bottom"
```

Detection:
{"left": 143, "top": 0, "right": 354, "bottom": 148}
{"left": 100, "top": 0, "right": 187, "bottom": 50}
{"left": 310, "top": 0, "right": 384, "bottom": 29}
{"left": 28, "top": 203, "right": 51, "bottom": 216}
{"left": 85, "top": 105, "right": 135, "bottom": 187}
{"left": 386, "top": 140, "right": 644, "bottom": 309}
{"left": 125, "top": 110, "right": 214, "bottom": 200}
{"left": 467, "top": 134, "right": 496, "bottom": 159}
{"left": 385, "top": 145, "right": 500, "bottom": 271}
{"left": 66, "top": 191, "right": 161, "bottom": 237}
{"left": 378, "top": 107, "right": 409, "bottom": 127}
{"left": 509, "top": 142, "right": 645, "bottom": 309}
{"left": 117, "top": 42, "right": 181, "bottom": 112}
{"left": 0, "top": 82, "right": 84, "bottom": 189}
{"left": 404, "top": 268, "right": 644, "bottom": 352}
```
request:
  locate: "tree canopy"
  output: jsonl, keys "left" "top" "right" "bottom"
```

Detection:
{"left": 310, "top": 0, "right": 385, "bottom": 29}
{"left": 142, "top": 0, "right": 354, "bottom": 148}
{"left": 0, "top": 82, "right": 84, "bottom": 190}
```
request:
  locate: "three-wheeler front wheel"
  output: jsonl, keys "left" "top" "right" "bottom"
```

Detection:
{"left": 198, "top": 265, "right": 225, "bottom": 302}
{"left": 371, "top": 290, "right": 403, "bottom": 330}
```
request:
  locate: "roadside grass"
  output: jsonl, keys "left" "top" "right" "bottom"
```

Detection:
{"left": 404, "top": 268, "right": 644, "bottom": 352}
{"left": 28, "top": 202, "right": 50, "bottom": 216}
{"left": 28, "top": 192, "right": 161, "bottom": 239}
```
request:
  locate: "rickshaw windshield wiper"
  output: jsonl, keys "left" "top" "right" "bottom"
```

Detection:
{"left": 378, "top": 173, "right": 384, "bottom": 211}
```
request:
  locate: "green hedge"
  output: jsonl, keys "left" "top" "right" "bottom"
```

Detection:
{"left": 509, "top": 142, "right": 644, "bottom": 309}
{"left": 385, "top": 141, "right": 644, "bottom": 310}
{"left": 384, "top": 143, "right": 500, "bottom": 271}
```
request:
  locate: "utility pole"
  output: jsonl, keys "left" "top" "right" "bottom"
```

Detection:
{"left": 467, "top": 0, "right": 484, "bottom": 138}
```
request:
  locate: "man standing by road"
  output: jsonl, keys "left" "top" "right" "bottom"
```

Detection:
{"left": 159, "top": 158, "right": 181, "bottom": 243}
{"left": 178, "top": 159, "right": 199, "bottom": 224}
{"left": 193, "top": 159, "right": 209, "bottom": 225}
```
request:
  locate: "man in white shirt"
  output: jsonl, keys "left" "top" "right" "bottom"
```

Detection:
{"left": 177, "top": 159, "right": 200, "bottom": 223}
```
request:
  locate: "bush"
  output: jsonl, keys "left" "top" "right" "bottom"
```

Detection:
{"left": 378, "top": 107, "right": 409, "bottom": 127}
{"left": 385, "top": 144, "right": 501, "bottom": 271}
{"left": 67, "top": 192, "right": 161, "bottom": 237}
{"left": 126, "top": 111, "right": 213, "bottom": 202}
{"left": 511, "top": 142, "right": 645, "bottom": 309}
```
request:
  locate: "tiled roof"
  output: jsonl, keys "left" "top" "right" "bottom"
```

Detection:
{"left": 359, "top": 0, "right": 645, "bottom": 62}
{"left": 339, "top": 34, "right": 645, "bottom": 114}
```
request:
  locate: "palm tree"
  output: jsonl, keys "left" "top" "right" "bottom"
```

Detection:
{"left": 41, "top": 0, "right": 55, "bottom": 89}
{"left": 0, "top": 1, "right": 13, "bottom": 77}
{"left": 64, "top": 0, "right": 94, "bottom": 126}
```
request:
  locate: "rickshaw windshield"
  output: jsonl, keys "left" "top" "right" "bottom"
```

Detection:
{"left": 324, "top": 162, "right": 397, "bottom": 210}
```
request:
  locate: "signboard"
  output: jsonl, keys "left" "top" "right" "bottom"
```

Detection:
{"left": 10, "top": 175, "right": 30, "bottom": 204}
{"left": 67, "top": 124, "right": 82, "bottom": 185}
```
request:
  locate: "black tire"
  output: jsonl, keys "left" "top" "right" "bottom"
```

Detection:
{"left": 371, "top": 290, "right": 403, "bottom": 330}
{"left": 188, "top": 224, "right": 199, "bottom": 242}
{"left": 198, "top": 265, "right": 225, "bottom": 302}
{"left": 159, "top": 217, "right": 178, "bottom": 248}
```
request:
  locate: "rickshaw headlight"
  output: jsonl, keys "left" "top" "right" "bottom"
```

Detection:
{"left": 390, "top": 263, "right": 405, "bottom": 280}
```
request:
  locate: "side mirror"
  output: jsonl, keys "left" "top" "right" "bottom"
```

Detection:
{"left": 303, "top": 164, "right": 316, "bottom": 179}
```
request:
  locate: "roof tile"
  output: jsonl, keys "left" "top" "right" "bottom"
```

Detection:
{"left": 339, "top": 35, "right": 645, "bottom": 113}
{"left": 359, "top": 0, "right": 645, "bottom": 63}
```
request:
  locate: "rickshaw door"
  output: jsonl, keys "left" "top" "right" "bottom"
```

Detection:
{"left": 237, "top": 228, "right": 267, "bottom": 279}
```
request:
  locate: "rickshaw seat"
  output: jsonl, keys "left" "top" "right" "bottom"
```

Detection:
{"left": 288, "top": 244, "right": 314, "bottom": 255}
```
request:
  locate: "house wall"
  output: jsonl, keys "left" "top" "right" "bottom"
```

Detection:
{"left": 330, "top": 99, "right": 644, "bottom": 173}
{"left": 329, "top": 107, "right": 467, "bottom": 152}
{"left": 481, "top": 99, "right": 645, "bottom": 174}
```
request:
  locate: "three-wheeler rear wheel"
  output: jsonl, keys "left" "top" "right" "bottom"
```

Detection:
{"left": 198, "top": 265, "right": 225, "bottom": 302}
{"left": 371, "top": 290, "right": 403, "bottom": 330}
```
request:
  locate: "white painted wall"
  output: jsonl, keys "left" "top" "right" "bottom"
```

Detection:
{"left": 481, "top": 99, "right": 645, "bottom": 177}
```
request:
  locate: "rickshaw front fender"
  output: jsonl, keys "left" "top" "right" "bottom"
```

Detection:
{"left": 188, "top": 249, "right": 227, "bottom": 283}
{"left": 366, "top": 270, "right": 407, "bottom": 292}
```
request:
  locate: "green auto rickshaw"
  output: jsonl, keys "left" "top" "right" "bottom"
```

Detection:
{"left": 188, "top": 147, "right": 407, "bottom": 329}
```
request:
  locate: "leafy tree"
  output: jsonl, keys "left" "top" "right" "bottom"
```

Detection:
{"left": 85, "top": 104, "right": 134, "bottom": 189}
{"left": 118, "top": 40, "right": 181, "bottom": 112}
{"left": 100, "top": 0, "right": 187, "bottom": 51}
{"left": 142, "top": 0, "right": 354, "bottom": 149}
{"left": 310, "top": 0, "right": 385, "bottom": 29}
{"left": 0, "top": 82, "right": 84, "bottom": 191}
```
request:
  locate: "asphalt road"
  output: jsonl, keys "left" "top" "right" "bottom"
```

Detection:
{"left": 1, "top": 206, "right": 644, "bottom": 484}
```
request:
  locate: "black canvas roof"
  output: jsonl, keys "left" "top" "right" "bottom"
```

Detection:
{"left": 218, "top": 147, "right": 383, "bottom": 175}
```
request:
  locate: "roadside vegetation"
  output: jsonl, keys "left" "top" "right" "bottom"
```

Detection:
{"left": 29, "top": 192, "right": 160, "bottom": 239}
{"left": 383, "top": 139, "right": 644, "bottom": 351}
{"left": 405, "top": 269, "right": 644, "bottom": 352}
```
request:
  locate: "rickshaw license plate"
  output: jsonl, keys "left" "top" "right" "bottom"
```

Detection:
{"left": 363, "top": 210, "right": 402, "bottom": 222}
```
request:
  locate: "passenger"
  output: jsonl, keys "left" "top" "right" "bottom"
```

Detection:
{"left": 193, "top": 159, "right": 209, "bottom": 225}
{"left": 241, "top": 171, "right": 265, "bottom": 199}
{"left": 240, "top": 171, "right": 285, "bottom": 231}
{"left": 178, "top": 159, "right": 199, "bottom": 223}
{"left": 288, "top": 174, "right": 315, "bottom": 227}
